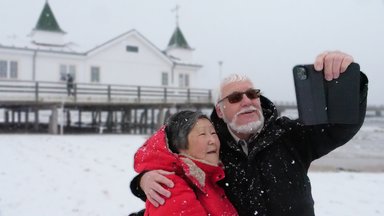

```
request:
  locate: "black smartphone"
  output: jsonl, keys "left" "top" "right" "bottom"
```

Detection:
{"left": 293, "top": 63, "right": 360, "bottom": 125}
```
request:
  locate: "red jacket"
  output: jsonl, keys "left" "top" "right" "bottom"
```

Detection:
{"left": 134, "top": 127, "right": 238, "bottom": 216}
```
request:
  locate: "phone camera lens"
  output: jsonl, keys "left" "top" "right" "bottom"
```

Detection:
{"left": 296, "top": 67, "right": 307, "bottom": 80}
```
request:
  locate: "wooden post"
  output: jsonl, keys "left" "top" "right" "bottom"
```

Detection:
{"left": 157, "top": 108, "right": 164, "bottom": 129}
{"left": 35, "top": 82, "right": 39, "bottom": 103}
{"left": 137, "top": 86, "right": 141, "bottom": 103}
{"left": 25, "top": 109, "right": 29, "bottom": 130}
{"left": 108, "top": 85, "right": 111, "bottom": 102}
{"left": 78, "top": 109, "right": 82, "bottom": 128}
{"left": 163, "top": 88, "right": 167, "bottom": 103}
{"left": 66, "top": 109, "right": 71, "bottom": 127}
{"left": 48, "top": 106, "right": 58, "bottom": 134}
{"left": 151, "top": 108, "right": 155, "bottom": 133}
{"left": 134, "top": 109, "right": 138, "bottom": 134}
{"left": 33, "top": 108, "right": 39, "bottom": 132}
{"left": 74, "top": 84, "right": 77, "bottom": 102}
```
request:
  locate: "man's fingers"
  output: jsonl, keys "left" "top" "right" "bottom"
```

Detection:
{"left": 147, "top": 194, "right": 160, "bottom": 208}
{"left": 155, "top": 171, "right": 175, "bottom": 188}
{"left": 152, "top": 182, "right": 172, "bottom": 198}
{"left": 314, "top": 51, "right": 354, "bottom": 81}
{"left": 157, "top": 170, "right": 174, "bottom": 176}
{"left": 314, "top": 51, "right": 329, "bottom": 71}
{"left": 331, "top": 53, "right": 343, "bottom": 79}
{"left": 340, "top": 55, "right": 354, "bottom": 73}
{"left": 139, "top": 170, "right": 174, "bottom": 207}
{"left": 323, "top": 53, "right": 334, "bottom": 81}
{"left": 147, "top": 188, "right": 165, "bottom": 206}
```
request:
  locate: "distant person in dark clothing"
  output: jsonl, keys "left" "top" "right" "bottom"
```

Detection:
{"left": 66, "top": 73, "right": 74, "bottom": 96}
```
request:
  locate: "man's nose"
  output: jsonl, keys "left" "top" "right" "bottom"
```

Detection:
{"left": 240, "top": 93, "right": 252, "bottom": 104}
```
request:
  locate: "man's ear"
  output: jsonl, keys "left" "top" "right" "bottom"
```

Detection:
{"left": 215, "top": 104, "right": 224, "bottom": 119}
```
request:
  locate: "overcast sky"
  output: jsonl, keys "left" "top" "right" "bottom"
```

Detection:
{"left": 1, "top": 0, "right": 383, "bottom": 105}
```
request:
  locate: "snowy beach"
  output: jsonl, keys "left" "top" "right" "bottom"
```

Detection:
{"left": 0, "top": 117, "right": 383, "bottom": 216}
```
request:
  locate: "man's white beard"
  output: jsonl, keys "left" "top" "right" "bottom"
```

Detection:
{"left": 223, "top": 107, "right": 264, "bottom": 134}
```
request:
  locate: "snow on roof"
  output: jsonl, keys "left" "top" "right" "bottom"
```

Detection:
{"left": 0, "top": 34, "right": 85, "bottom": 54}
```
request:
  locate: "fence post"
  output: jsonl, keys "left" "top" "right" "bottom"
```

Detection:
{"left": 137, "top": 86, "right": 141, "bottom": 103}
{"left": 35, "top": 82, "right": 39, "bottom": 103}
{"left": 163, "top": 87, "right": 167, "bottom": 103}
{"left": 74, "top": 84, "right": 77, "bottom": 102}
{"left": 108, "top": 85, "right": 111, "bottom": 102}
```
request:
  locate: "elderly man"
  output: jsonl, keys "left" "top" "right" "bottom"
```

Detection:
{"left": 130, "top": 51, "right": 368, "bottom": 216}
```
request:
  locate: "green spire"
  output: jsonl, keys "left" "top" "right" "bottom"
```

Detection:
{"left": 34, "top": 1, "right": 64, "bottom": 33}
{"left": 167, "top": 26, "right": 191, "bottom": 49}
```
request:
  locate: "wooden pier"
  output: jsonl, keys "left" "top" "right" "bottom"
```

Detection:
{"left": 0, "top": 80, "right": 382, "bottom": 134}
{"left": 0, "top": 80, "right": 214, "bottom": 134}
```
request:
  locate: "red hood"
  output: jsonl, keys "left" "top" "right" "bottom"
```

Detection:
{"left": 134, "top": 126, "right": 180, "bottom": 173}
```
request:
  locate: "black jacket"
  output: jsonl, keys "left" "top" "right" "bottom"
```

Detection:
{"left": 211, "top": 73, "right": 368, "bottom": 216}
{"left": 130, "top": 73, "right": 368, "bottom": 216}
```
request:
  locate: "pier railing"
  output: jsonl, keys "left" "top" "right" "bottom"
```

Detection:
{"left": 0, "top": 80, "right": 213, "bottom": 105}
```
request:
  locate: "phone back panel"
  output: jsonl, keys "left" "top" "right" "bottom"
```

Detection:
{"left": 293, "top": 63, "right": 360, "bottom": 125}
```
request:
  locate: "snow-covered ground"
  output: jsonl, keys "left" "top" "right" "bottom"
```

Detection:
{"left": 0, "top": 118, "right": 383, "bottom": 216}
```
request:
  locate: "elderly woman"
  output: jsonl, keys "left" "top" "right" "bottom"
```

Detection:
{"left": 134, "top": 110, "right": 238, "bottom": 216}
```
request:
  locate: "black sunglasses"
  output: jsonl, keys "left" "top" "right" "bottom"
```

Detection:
{"left": 218, "top": 89, "right": 261, "bottom": 104}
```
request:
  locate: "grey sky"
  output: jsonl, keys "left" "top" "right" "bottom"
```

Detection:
{"left": 1, "top": 0, "right": 383, "bottom": 105}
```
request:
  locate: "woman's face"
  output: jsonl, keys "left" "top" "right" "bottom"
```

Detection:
{"left": 180, "top": 118, "right": 220, "bottom": 165}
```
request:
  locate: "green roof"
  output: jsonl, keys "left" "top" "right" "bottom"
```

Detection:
{"left": 167, "top": 26, "right": 191, "bottom": 49}
{"left": 34, "top": 1, "right": 64, "bottom": 33}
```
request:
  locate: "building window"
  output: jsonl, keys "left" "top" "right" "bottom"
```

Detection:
{"left": 91, "top": 66, "right": 100, "bottom": 83}
{"left": 60, "top": 64, "right": 76, "bottom": 81}
{"left": 0, "top": 60, "right": 18, "bottom": 79}
{"left": 0, "top": 60, "right": 7, "bottom": 78}
{"left": 60, "top": 65, "right": 67, "bottom": 81}
{"left": 179, "top": 73, "right": 190, "bottom": 88}
{"left": 185, "top": 74, "right": 189, "bottom": 87}
{"left": 161, "top": 72, "right": 168, "bottom": 86}
{"left": 126, "top": 45, "right": 139, "bottom": 53}
{"left": 10, "top": 61, "right": 18, "bottom": 78}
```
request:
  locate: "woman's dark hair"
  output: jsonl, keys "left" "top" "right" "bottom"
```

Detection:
{"left": 165, "top": 110, "right": 210, "bottom": 153}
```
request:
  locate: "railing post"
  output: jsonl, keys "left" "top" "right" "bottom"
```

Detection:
{"left": 208, "top": 89, "right": 212, "bottom": 103}
{"left": 108, "top": 85, "right": 111, "bottom": 102}
{"left": 163, "top": 87, "right": 167, "bottom": 103}
{"left": 137, "top": 86, "right": 141, "bottom": 103}
{"left": 74, "top": 83, "right": 77, "bottom": 102}
{"left": 187, "top": 88, "right": 191, "bottom": 103}
{"left": 35, "top": 82, "right": 39, "bottom": 103}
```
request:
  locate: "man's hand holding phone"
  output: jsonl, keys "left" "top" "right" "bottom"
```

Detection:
{"left": 293, "top": 51, "right": 360, "bottom": 125}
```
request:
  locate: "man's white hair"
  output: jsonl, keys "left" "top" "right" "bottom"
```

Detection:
{"left": 215, "top": 74, "right": 254, "bottom": 103}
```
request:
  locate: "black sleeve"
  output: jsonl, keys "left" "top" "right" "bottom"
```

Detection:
{"left": 128, "top": 209, "right": 145, "bottom": 216}
{"left": 130, "top": 172, "right": 147, "bottom": 202}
